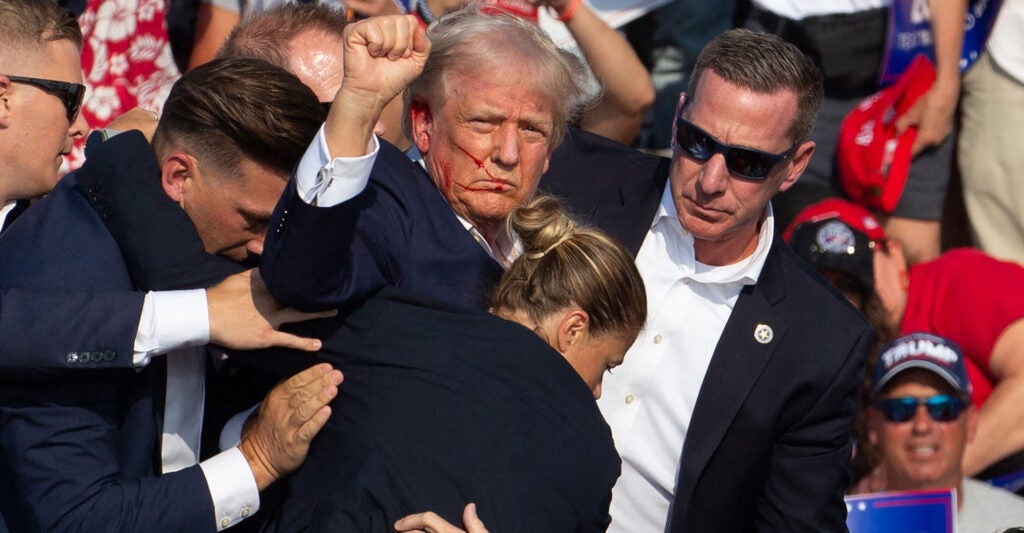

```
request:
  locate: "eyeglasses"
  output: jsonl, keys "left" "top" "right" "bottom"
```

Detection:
{"left": 874, "top": 394, "right": 969, "bottom": 423}
{"left": 674, "top": 115, "right": 797, "bottom": 180}
{"left": 5, "top": 75, "right": 86, "bottom": 122}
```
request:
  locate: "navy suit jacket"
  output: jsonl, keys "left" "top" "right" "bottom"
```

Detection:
{"left": 258, "top": 289, "right": 619, "bottom": 532}
{"left": 0, "top": 133, "right": 220, "bottom": 533}
{"left": 0, "top": 288, "right": 142, "bottom": 379}
{"left": 545, "top": 129, "right": 872, "bottom": 532}
{"left": 260, "top": 139, "right": 504, "bottom": 312}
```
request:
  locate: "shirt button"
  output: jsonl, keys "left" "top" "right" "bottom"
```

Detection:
{"left": 241, "top": 507, "right": 251, "bottom": 518}
{"left": 220, "top": 517, "right": 231, "bottom": 528}
{"left": 625, "top": 394, "right": 635, "bottom": 405}
{"left": 653, "top": 334, "right": 663, "bottom": 344}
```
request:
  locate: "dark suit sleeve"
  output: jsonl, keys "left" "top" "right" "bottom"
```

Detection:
{"left": 0, "top": 289, "right": 142, "bottom": 376}
{"left": 260, "top": 155, "right": 413, "bottom": 312}
{"left": 0, "top": 378, "right": 216, "bottom": 533}
{"left": 76, "top": 131, "right": 242, "bottom": 291}
{"left": 755, "top": 326, "right": 872, "bottom": 532}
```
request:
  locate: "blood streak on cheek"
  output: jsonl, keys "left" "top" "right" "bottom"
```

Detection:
{"left": 454, "top": 143, "right": 503, "bottom": 191}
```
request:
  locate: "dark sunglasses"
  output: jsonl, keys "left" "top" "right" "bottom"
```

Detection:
{"left": 674, "top": 115, "right": 797, "bottom": 180}
{"left": 874, "top": 394, "right": 969, "bottom": 423}
{"left": 5, "top": 75, "right": 86, "bottom": 122}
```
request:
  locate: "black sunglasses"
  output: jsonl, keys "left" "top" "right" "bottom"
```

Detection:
{"left": 674, "top": 114, "right": 797, "bottom": 180}
{"left": 5, "top": 75, "right": 86, "bottom": 122}
{"left": 874, "top": 394, "right": 969, "bottom": 423}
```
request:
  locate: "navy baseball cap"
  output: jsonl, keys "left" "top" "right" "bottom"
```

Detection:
{"left": 870, "top": 333, "right": 971, "bottom": 400}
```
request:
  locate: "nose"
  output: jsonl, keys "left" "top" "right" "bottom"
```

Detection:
{"left": 491, "top": 124, "right": 520, "bottom": 169}
{"left": 246, "top": 235, "right": 266, "bottom": 257}
{"left": 69, "top": 111, "right": 88, "bottom": 141}
{"left": 911, "top": 404, "right": 933, "bottom": 433}
{"left": 373, "top": 119, "right": 387, "bottom": 138}
{"left": 592, "top": 382, "right": 602, "bottom": 399}
{"left": 695, "top": 153, "right": 729, "bottom": 197}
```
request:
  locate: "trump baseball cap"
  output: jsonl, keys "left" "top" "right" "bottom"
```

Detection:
{"left": 870, "top": 332, "right": 972, "bottom": 400}
{"left": 782, "top": 198, "right": 886, "bottom": 291}
{"left": 836, "top": 54, "right": 936, "bottom": 214}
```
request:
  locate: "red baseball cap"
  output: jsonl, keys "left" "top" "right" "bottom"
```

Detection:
{"left": 836, "top": 54, "right": 936, "bottom": 214}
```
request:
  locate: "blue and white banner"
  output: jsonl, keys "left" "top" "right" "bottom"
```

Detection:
{"left": 846, "top": 489, "right": 956, "bottom": 533}
{"left": 881, "top": 0, "right": 1003, "bottom": 85}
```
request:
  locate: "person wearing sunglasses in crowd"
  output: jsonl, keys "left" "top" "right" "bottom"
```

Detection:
{"left": 865, "top": 333, "right": 1024, "bottom": 531}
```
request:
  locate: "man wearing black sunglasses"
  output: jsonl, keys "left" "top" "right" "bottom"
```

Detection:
{"left": 0, "top": 0, "right": 88, "bottom": 223}
{"left": 865, "top": 333, "right": 1024, "bottom": 530}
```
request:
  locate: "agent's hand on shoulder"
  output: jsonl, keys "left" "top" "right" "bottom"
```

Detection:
{"left": 207, "top": 269, "right": 336, "bottom": 352}
{"left": 239, "top": 363, "right": 344, "bottom": 490}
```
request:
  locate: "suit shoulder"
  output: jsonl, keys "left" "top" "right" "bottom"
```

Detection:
{"left": 773, "top": 241, "right": 872, "bottom": 328}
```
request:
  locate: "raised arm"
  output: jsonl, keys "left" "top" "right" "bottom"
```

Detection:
{"left": 535, "top": 0, "right": 654, "bottom": 144}
{"left": 325, "top": 15, "right": 430, "bottom": 158}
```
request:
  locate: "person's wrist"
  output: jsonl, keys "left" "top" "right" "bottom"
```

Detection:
{"left": 549, "top": 0, "right": 581, "bottom": 23}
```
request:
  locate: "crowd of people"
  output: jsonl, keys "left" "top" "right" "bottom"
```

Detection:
{"left": 1, "top": 0, "right": 1023, "bottom": 532}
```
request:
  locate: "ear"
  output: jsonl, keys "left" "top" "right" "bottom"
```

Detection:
{"left": 161, "top": 151, "right": 196, "bottom": 205}
{"left": 670, "top": 92, "right": 687, "bottom": 147}
{"left": 409, "top": 96, "right": 433, "bottom": 155}
{"left": 555, "top": 308, "right": 590, "bottom": 354}
{"left": 777, "top": 140, "right": 815, "bottom": 193}
{"left": 0, "top": 76, "right": 13, "bottom": 128}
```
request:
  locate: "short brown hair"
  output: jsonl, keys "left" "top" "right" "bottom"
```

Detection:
{"left": 216, "top": 3, "right": 348, "bottom": 68}
{"left": 0, "top": 0, "right": 82, "bottom": 61}
{"left": 152, "top": 57, "right": 325, "bottom": 177}
{"left": 491, "top": 195, "right": 646, "bottom": 340}
{"left": 688, "top": 28, "right": 823, "bottom": 144}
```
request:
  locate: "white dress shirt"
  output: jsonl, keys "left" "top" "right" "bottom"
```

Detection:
{"left": 597, "top": 184, "right": 775, "bottom": 533}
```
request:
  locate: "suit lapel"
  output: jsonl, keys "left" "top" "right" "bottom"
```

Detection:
{"left": 669, "top": 240, "right": 789, "bottom": 529}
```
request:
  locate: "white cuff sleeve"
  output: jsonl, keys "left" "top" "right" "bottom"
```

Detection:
{"left": 219, "top": 404, "right": 260, "bottom": 451}
{"left": 295, "top": 125, "right": 379, "bottom": 206}
{"left": 200, "top": 447, "right": 260, "bottom": 531}
{"left": 133, "top": 290, "right": 211, "bottom": 368}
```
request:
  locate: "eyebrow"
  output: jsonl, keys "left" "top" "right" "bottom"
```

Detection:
{"left": 241, "top": 206, "right": 274, "bottom": 225}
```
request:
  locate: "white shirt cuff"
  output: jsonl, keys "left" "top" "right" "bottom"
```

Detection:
{"left": 219, "top": 404, "right": 260, "bottom": 451}
{"left": 295, "top": 124, "right": 379, "bottom": 206}
{"left": 133, "top": 290, "right": 211, "bottom": 368}
{"left": 200, "top": 447, "right": 260, "bottom": 531}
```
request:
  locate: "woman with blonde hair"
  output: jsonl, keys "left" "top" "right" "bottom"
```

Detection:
{"left": 263, "top": 196, "right": 645, "bottom": 532}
